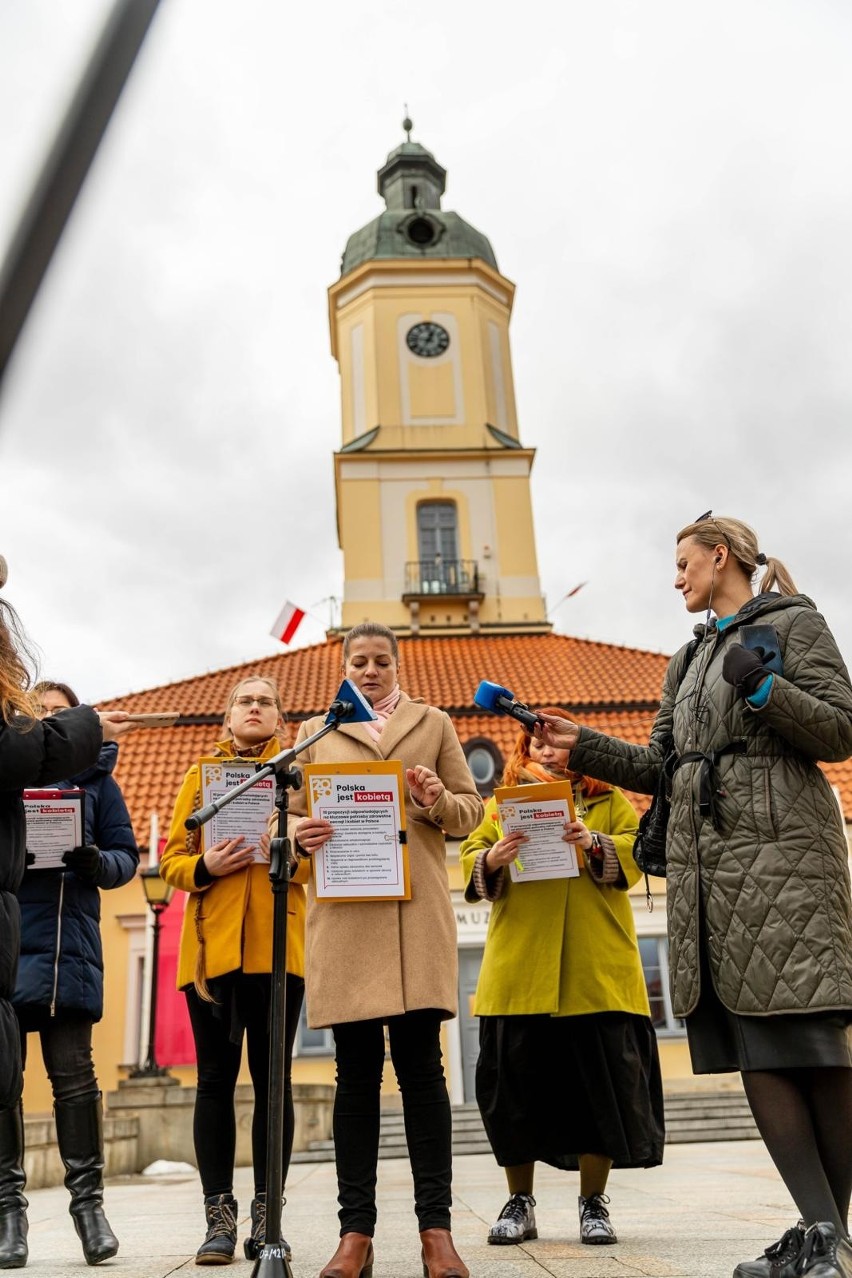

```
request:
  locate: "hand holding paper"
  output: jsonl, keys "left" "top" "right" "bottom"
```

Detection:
{"left": 203, "top": 836, "right": 258, "bottom": 877}
{"left": 562, "top": 820, "right": 594, "bottom": 852}
{"left": 484, "top": 830, "right": 528, "bottom": 873}
{"left": 294, "top": 817, "right": 334, "bottom": 854}
{"left": 62, "top": 845, "right": 101, "bottom": 884}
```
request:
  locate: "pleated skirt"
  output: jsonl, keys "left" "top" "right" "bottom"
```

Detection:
{"left": 476, "top": 1011, "right": 665, "bottom": 1170}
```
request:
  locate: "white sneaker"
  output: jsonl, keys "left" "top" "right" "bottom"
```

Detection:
{"left": 487, "top": 1193, "right": 538, "bottom": 1245}
{"left": 579, "top": 1193, "right": 618, "bottom": 1245}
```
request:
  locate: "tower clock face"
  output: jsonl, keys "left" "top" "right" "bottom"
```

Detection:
{"left": 406, "top": 322, "right": 450, "bottom": 358}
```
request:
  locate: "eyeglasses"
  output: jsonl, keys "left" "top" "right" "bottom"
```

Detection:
{"left": 232, "top": 695, "right": 277, "bottom": 709}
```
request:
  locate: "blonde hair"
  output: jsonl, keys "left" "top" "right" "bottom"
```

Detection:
{"left": 0, "top": 599, "right": 38, "bottom": 725}
{"left": 676, "top": 516, "right": 797, "bottom": 597}
{"left": 220, "top": 675, "right": 284, "bottom": 736}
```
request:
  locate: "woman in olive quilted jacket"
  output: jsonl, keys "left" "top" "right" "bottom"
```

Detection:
{"left": 536, "top": 515, "right": 852, "bottom": 1278}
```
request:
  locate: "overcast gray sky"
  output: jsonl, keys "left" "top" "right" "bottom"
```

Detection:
{"left": 1, "top": 0, "right": 851, "bottom": 701}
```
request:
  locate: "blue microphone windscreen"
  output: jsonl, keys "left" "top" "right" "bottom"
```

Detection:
{"left": 474, "top": 680, "right": 514, "bottom": 712}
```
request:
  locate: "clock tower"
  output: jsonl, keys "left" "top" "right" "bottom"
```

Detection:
{"left": 328, "top": 120, "right": 550, "bottom": 637}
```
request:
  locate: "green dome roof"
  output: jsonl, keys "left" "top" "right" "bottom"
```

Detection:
{"left": 340, "top": 123, "right": 498, "bottom": 276}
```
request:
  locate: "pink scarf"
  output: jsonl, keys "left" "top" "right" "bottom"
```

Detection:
{"left": 363, "top": 684, "right": 401, "bottom": 742}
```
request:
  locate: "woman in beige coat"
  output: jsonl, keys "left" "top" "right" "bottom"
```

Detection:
{"left": 291, "top": 622, "right": 483, "bottom": 1278}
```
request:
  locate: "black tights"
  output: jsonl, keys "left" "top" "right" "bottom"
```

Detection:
{"left": 743, "top": 1067, "right": 852, "bottom": 1234}
{"left": 185, "top": 973, "right": 304, "bottom": 1198}
{"left": 331, "top": 1010, "right": 453, "bottom": 1236}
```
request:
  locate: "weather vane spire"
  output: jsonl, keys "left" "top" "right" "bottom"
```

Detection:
{"left": 403, "top": 106, "right": 413, "bottom": 142}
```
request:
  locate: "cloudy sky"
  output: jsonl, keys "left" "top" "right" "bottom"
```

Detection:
{"left": 1, "top": 0, "right": 851, "bottom": 702}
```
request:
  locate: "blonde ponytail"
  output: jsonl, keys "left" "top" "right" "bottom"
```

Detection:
{"left": 761, "top": 555, "right": 797, "bottom": 597}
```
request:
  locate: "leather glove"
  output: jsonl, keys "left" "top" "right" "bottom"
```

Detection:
{"left": 62, "top": 845, "right": 102, "bottom": 884}
{"left": 722, "top": 645, "right": 771, "bottom": 699}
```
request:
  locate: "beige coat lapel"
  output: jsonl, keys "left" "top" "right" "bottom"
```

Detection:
{"left": 374, "top": 696, "right": 429, "bottom": 760}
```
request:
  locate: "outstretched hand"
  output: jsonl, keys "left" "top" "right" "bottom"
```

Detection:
{"left": 534, "top": 714, "right": 581, "bottom": 751}
{"left": 97, "top": 711, "right": 138, "bottom": 741}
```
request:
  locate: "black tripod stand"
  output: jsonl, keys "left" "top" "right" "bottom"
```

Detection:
{"left": 185, "top": 712, "right": 347, "bottom": 1278}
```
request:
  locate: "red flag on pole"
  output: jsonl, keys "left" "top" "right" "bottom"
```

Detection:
{"left": 270, "top": 600, "right": 306, "bottom": 645}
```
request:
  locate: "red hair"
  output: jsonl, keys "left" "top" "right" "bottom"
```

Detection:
{"left": 501, "top": 707, "right": 611, "bottom": 798}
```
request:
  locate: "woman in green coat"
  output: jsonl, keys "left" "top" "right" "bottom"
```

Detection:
{"left": 460, "top": 709, "right": 664, "bottom": 1249}
{"left": 538, "top": 514, "right": 852, "bottom": 1278}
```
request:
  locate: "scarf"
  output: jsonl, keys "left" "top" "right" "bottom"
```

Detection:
{"left": 363, "top": 684, "right": 402, "bottom": 742}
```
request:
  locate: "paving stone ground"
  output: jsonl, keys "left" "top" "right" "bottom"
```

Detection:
{"left": 22, "top": 1140, "right": 797, "bottom": 1278}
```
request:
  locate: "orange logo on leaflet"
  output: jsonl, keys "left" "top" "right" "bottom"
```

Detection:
{"left": 354, "top": 791, "right": 393, "bottom": 803}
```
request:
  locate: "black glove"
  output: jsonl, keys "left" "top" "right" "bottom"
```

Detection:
{"left": 722, "top": 645, "right": 771, "bottom": 699}
{"left": 62, "top": 845, "right": 102, "bottom": 884}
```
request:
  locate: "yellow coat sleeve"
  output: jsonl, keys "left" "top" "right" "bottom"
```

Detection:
{"left": 458, "top": 798, "right": 501, "bottom": 903}
{"left": 160, "top": 765, "right": 210, "bottom": 894}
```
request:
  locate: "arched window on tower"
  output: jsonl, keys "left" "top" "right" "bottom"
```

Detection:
{"left": 417, "top": 502, "right": 458, "bottom": 592}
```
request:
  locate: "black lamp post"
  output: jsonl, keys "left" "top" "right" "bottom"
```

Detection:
{"left": 130, "top": 864, "right": 174, "bottom": 1078}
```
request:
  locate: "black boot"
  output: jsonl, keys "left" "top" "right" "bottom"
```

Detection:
{"left": 243, "top": 1193, "right": 291, "bottom": 1262}
{"left": 196, "top": 1194, "right": 237, "bottom": 1265}
{"left": 0, "top": 1105, "right": 28, "bottom": 1270}
{"left": 53, "top": 1093, "right": 118, "bottom": 1266}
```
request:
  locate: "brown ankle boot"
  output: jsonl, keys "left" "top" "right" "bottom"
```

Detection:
{"left": 420, "top": 1228, "right": 470, "bottom": 1278}
{"left": 319, "top": 1232, "right": 374, "bottom": 1278}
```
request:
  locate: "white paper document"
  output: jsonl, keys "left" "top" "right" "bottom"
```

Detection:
{"left": 496, "top": 796, "right": 580, "bottom": 883}
{"left": 199, "top": 760, "right": 275, "bottom": 862}
{"left": 305, "top": 765, "right": 409, "bottom": 900}
{"left": 24, "top": 789, "right": 85, "bottom": 870}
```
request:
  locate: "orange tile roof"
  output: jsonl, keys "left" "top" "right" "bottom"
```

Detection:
{"left": 99, "top": 633, "right": 852, "bottom": 843}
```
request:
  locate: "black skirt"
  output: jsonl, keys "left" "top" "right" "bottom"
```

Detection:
{"left": 476, "top": 1011, "right": 665, "bottom": 1170}
{"left": 686, "top": 941, "right": 852, "bottom": 1074}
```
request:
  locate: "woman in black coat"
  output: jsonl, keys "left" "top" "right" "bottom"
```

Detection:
{"left": 0, "top": 574, "right": 130, "bottom": 1271}
{"left": 13, "top": 681, "right": 138, "bottom": 1267}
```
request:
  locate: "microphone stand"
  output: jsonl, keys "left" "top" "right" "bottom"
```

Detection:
{"left": 185, "top": 710, "right": 348, "bottom": 1278}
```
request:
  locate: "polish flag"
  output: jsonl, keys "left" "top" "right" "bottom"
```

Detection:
{"left": 270, "top": 600, "right": 306, "bottom": 645}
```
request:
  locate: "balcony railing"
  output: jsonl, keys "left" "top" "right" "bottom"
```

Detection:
{"left": 403, "top": 559, "right": 481, "bottom": 597}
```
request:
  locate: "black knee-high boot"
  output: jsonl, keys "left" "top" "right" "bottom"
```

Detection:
{"left": 53, "top": 1093, "right": 118, "bottom": 1266}
{"left": 0, "top": 1105, "right": 28, "bottom": 1270}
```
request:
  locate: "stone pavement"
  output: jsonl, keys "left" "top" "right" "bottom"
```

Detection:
{"left": 22, "top": 1141, "right": 797, "bottom": 1278}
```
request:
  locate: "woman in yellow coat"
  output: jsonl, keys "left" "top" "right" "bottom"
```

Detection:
{"left": 459, "top": 708, "right": 664, "bottom": 1250}
{"left": 160, "top": 676, "right": 309, "bottom": 1266}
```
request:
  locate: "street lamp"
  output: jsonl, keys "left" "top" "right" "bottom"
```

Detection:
{"left": 130, "top": 864, "right": 174, "bottom": 1078}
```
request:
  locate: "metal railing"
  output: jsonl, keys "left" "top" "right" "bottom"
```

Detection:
{"left": 404, "top": 559, "right": 480, "bottom": 596}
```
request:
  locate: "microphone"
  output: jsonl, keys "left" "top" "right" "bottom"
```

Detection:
{"left": 324, "top": 678, "right": 378, "bottom": 726}
{"left": 473, "top": 681, "right": 542, "bottom": 732}
{"left": 327, "top": 699, "right": 356, "bottom": 721}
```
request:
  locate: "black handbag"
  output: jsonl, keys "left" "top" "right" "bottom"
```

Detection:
{"left": 633, "top": 638, "right": 699, "bottom": 905}
{"left": 633, "top": 749, "right": 676, "bottom": 879}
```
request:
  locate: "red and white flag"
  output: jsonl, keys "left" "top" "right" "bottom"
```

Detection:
{"left": 270, "top": 600, "right": 306, "bottom": 645}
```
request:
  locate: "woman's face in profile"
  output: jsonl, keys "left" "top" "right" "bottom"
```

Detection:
{"left": 344, "top": 636, "right": 398, "bottom": 705}
{"left": 528, "top": 735, "right": 569, "bottom": 776}
{"left": 675, "top": 536, "right": 716, "bottom": 613}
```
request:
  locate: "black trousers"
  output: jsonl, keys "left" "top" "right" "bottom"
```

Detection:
{"left": 331, "top": 1009, "right": 452, "bottom": 1236}
{"left": 185, "top": 972, "right": 304, "bottom": 1198}
{"left": 16, "top": 1007, "right": 98, "bottom": 1102}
